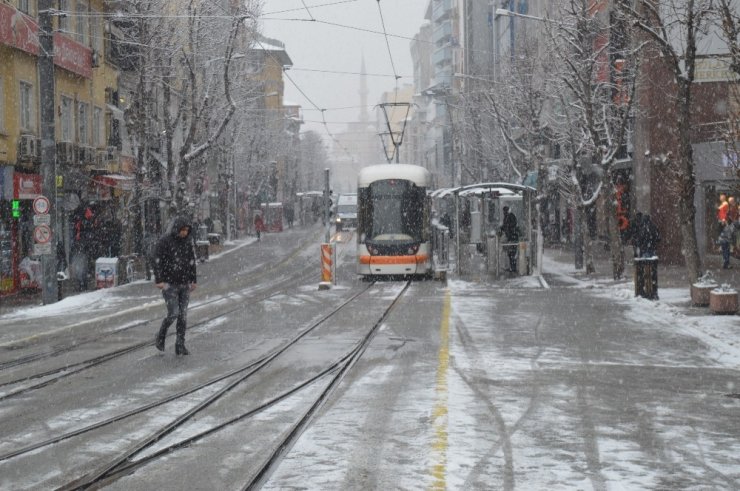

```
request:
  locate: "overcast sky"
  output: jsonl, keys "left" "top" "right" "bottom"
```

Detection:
{"left": 260, "top": 0, "right": 429, "bottom": 140}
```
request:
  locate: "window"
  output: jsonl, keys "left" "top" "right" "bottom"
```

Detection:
{"left": 90, "top": 8, "right": 102, "bottom": 54}
{"left": 76, "top": 1, "right": 88, "bottom": 45}
{"left": 93, "top": 106, "right": 102, "bottom": 146}
{"left": 58, "top": 0, "right": 70, "bottom": 33}
{"left": 60, "top": 96, "right": 73, "bottom": 142}
{"left": 78, "top": 102, "right": 89, "bottom": 145}
{"left": 19, "top": 82, "right": 35, "bottom": 132}
{"left": 18, "top": 0, "right": 31, "bottom": 15}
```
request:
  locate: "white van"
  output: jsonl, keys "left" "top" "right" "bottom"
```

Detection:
{"left": 334, "top": 193, "right": 358, "bottom": 231}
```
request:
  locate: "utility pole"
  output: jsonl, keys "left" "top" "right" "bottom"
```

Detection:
{"left": 38, "top": 0, "right": 58, "bottom": 304}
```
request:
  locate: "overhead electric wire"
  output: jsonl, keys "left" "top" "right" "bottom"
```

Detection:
{"left": 299, "top": 0, "right": 316, "bottom": 21}
{"left": 374, "top": 0, "right": 400, "bottom": 84}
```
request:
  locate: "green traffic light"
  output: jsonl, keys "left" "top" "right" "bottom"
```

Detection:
{"left": 11, "top": 200, "right": 20, "bottom": 218}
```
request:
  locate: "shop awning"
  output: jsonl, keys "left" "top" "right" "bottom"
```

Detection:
{"left": 91, "top": 174, "right": 134, "bottom": 199}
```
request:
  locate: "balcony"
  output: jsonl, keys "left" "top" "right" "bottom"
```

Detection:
{"left": 432, "top": 0, "right": 452, "bottom": 21}
{"left": 433, "top": 22, "right": 452, "bottom": 44}
{"left": 432, "top": 45, "right": 452, "bottom": 67}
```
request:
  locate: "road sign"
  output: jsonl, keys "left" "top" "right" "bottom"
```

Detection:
{"left": 33, "top": 214, "right": 51, "bottom": 226}
{"left": 33, "top": 243, "right": 52, "bottom": 256}
{"left": 33, "top": 196, "right": 50, "bottom": 214}
{"left": 33, "top": 224, "right": 52, "bottom": 244}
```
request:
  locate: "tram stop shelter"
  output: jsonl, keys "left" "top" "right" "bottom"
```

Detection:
{"left": 433, "top": 182, "right": 539, "bottom": 277}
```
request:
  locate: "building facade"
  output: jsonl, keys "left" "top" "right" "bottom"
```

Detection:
{"left": 0, "top": 0, "right": 124, "bottom": 295}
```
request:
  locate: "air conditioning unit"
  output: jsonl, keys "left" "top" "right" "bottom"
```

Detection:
{"left": 106, "top": 146, "right": 119, "bottom": 161}
{"left": 78, "top": 146, "right": 94, "bottom": 165}
{"left": 18, "top": 134, "right": 38, "bottom": 162}
{"left": 95, "top": 150, "right": 107, "bottom": 167}
{"left": 57, "top": 142, "right": 77, "bottom": 165}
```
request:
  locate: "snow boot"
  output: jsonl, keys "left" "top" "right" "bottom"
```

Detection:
{"left": 175, "top": 342, "right": 189, "bottom": 356}
{"left": 155, "top": 326, "right": 168, "bottom": 352}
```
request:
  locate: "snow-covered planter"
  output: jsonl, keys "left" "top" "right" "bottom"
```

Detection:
{"left": 691, "top": 272, "right": 718, "bottom": 307}
{"left": 709, "top": 284, "right": 738, "bottom": 315}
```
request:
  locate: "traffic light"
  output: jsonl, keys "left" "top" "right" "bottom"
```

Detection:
{"left": 11, "top": 200, "right": 20, "bottom": 219}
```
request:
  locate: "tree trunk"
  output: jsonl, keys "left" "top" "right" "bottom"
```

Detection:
{"left": 602, "top": 174, "right": 625, "bottom": 279}
{"left": 676, "top": 82, "right": 702, "bottom": 284}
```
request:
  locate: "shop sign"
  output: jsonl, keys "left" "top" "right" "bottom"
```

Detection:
{"left": 53, "top": 32, "right": 92, "bottom": 79}
{"left": 0, "top": 4, "right": 39, "bottom": 55}
{"left": 13, "top": 173, "right": 42, "bottom": 199}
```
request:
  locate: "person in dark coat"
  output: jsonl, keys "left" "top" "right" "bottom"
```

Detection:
{"left": 153, "top": 217, "right": 197, "bottom": 355}
{"left": 633, "top": 213, "right": 660, "bottom": 258}
{"left": 500, "top": 206, "right": 519, "bottom": 272}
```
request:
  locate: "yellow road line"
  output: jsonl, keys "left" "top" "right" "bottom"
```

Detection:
{"left": 430, "top": 290, "right": 451, "bottom": 490}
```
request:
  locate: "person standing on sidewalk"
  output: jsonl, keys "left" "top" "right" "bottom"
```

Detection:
{"left": 718, "top": 219, "right": 736, "bottom": 269}
{"left": 254, "top": 213, "right": 264, "bottom": 241}
{"left": 500, "top": 206, "right": 519, "bottom": 272}
{"left": 153, "top": 217, "right": 197, "bottom": 355}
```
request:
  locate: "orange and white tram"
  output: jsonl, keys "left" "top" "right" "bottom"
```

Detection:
{"left": 357, "top": 164, "right": 432, "bottom": 278}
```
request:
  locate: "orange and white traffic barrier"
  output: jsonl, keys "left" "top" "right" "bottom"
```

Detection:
{"left": 321, "top": 243, "right": 335, "bottom": 284}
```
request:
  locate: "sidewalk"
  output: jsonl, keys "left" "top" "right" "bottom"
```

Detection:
{"left": 544, "top": 242, "right": 739, "bottom": 318}
{"left": 545, "top": 242, "right": 739, "bottom": 289}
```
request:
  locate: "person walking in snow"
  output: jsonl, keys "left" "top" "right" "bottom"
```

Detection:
{"left": 153, "top": 217, "right": 197, "bottom": 355}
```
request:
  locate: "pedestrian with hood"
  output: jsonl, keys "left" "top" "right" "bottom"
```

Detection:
{"left": 500, "top": 206, "right": 519, "bottom": 272}
{"left": 153, "top": 217, "right": 197, "bottom": 355}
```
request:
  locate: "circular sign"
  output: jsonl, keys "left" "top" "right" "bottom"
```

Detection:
{"left": 33, "top": 196, "right": 50, "bottom": 215}
{"left": 33, "top": 224, "right": 52, "bottom": 244}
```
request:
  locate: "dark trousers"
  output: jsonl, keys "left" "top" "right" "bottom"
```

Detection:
{"left": 505, "top": 245, "right": 517, "bottom": 272}
{"left": 720, "top": 241, "right": 731, "bottom": 267}
{"left": 158, "top": 284, "right": 190, "bottom": 345}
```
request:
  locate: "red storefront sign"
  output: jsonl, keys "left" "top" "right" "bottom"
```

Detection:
{"left": 0, "top": 4, "right": 92, "bottom": 79}
{"left": 0, "top": 3, "right": 40, "bottom": 55}
{"left": 53, "top": 32, "right": 92, "bottom": 79}
{"left": 13, "top": 172, "right": 42, "bottom": 199}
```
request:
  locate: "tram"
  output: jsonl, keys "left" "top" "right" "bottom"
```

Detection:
{"left": 357, "top": 164, "right": 432, "bottom": 278}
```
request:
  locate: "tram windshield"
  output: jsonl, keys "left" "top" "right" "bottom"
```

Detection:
{"left": 359, "top": 180, "right": 426, "bottom": 242}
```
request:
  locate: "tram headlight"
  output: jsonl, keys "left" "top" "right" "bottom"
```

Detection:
{"left": 407, "top": 244, "right": 419, "bottom": 255}
{"left": 369, "top": 246, "right": 379, "bottom": 255}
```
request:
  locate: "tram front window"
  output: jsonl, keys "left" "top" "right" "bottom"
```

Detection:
{"left": 362, "top": 180, "right": 424, "bottom": 243}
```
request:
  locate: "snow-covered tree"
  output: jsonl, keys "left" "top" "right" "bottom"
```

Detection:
{"left": 617, "top": 0, "right": 717, "bottom": 283}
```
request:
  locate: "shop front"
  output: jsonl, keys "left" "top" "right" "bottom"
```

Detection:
{"left": 0, "top": 169, "right": 43, "bottom": 295}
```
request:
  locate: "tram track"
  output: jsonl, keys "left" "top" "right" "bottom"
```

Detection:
{"left": 0, "top": 227, "right": 334, "bottom": 385}
{"left": 0, "top": 261, "right": 319, "bottom": 401}
{"left": 42, "top": 279, "right": 407, "bottom": 491}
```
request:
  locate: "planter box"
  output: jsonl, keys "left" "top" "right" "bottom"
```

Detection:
{"left": 709, "top": 290, "right": 739, "bottom": 315}
{"left": 691, "top": 283, "right": 718, "bottom": 307}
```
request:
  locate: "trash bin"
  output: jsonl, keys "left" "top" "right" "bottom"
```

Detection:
{"left": 634, "top": 257, "right": 658, "bottom": 300}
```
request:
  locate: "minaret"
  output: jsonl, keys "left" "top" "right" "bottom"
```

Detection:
{"left": 359, "top": 53, "right": 369, "bottom": 124}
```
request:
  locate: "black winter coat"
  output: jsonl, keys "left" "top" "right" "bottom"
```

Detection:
{"left": 153, "top": 217, "right": 197, "bottom": 285}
